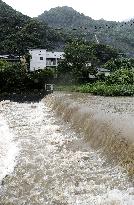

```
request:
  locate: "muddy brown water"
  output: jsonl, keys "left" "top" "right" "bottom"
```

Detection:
{"left": 0, "top": 92, "right": 133, "bottom": 204}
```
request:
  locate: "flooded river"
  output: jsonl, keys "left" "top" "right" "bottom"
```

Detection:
{"left": 0, "top": 93, "right": 133, "bottom": 204}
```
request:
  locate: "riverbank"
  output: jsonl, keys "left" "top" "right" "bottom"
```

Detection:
{"left": 46, "top": 92, "right": 134, "bottom": 176}
{"left": 55, "top": 83, "right": 134, "bottom": 96}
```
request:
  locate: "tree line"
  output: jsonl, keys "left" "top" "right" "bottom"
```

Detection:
{"left": 56, "top": 40, "right": 134, "bottom": 96}
{"left": 0, "top": 60, "right": 54, "bottom": 93}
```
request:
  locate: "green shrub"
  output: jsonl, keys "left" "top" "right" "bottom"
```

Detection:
{"left": 104, "top": 58, "right": 134, "bottom": 72}
{"left": 0, "top": 60, "right": 54, "bottom": 92}
{"left": 0, "top": 61, "right": 27, "bottom": 92}
{"left": 26, "top": 69, "right": 54, "bottom": 90}
{"left": 106, "top": 69, "right": 134, "bottom": 85}
{"left": 76, "top": 82, "right": 134, "bottom": 96}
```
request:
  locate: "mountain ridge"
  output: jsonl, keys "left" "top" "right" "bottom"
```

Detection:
{"left": 0, "top": 0, "right": 65, "bottom": 54}
{"left": 0, "top": 1, "right": 134, "bottom": 56}
{"left": 37, "top": 6, "right": 134, "bottom": 56}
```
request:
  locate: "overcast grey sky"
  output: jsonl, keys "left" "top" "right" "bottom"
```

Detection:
{"left": 3, "top": 0, "right": 134, "bottom": 21}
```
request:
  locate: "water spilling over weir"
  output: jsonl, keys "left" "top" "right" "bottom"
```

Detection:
{"left": 0, "top": 92, "right": 133, "bottom": 204}
{"left": 47, "top": 93, "right": 134, "bottom": 176}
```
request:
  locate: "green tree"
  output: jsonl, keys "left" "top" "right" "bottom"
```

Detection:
{"left": 58, "top": 40, "right": 97, "bottom": 83}
{"left": 0, "top": 60, "right": 54, "bottom": 92}
{"left": 26, "top": 69, "right": 54, "bottom": 90}
{"left": 104, "top": 58, "right": 134, "bottom": 71}
{"left": 106, "top": 68, "right": 134, "bottom": 85}
{"left": 91, "top": 44, "right": 118, "bottom": 65}
{"left": 0, "top": 61, "right": 27, "bottom": 92}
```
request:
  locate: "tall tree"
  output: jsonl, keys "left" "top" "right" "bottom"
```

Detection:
{"left": 58, "top": 40, "right": 119, "bottom": 83}
{"left": 58, "top": 40, "right": 98, "bottom": 83}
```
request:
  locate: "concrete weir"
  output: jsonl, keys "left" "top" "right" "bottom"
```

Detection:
{"left": 45, "top": 92, "right": 134, "bottom": 176}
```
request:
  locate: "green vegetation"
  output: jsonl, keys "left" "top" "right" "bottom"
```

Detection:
{"left": 37, "top": 6, "right": 134, "bottom": 55}
{"left": 104, "top": 58, "right": 134, "bottom": 71}
{"left": 1, "top": 0, "right": 134, "bottom": 56}
{"left": 58, "top": 40, "right": 118, "bottom": 84}
{"left": 78, "top": 83, "right": 134, "bottom": 96}
{"left": 0, "top": 1, "right": 133, "bottom": 96}
{"left": 106, "top": 69, "right": 133, "bottom": 85}
{"left": 56, "top": 68, "right": 134, "bottom": 96}
{"left": 57, "top": 40, "right": 134, "bottom": 96}
{"left": 56, "top": 83, "right": 134, "bottom": 96}
{"left": 58, "top": 40, "right": 96, "bottom": 84}
{"left": 0, "top": 0, "right": 65, "bottom": 55}
{"left": 0, "top": 60, "right": 54, "bottom": 93}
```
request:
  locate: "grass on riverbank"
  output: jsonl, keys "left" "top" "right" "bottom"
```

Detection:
{"left": 55, "top": 82, "right": 134, "bottom": 96}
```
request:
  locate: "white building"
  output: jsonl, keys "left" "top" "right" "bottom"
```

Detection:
{"left": 29, "top": 49, "right": 64, "bottom": 71}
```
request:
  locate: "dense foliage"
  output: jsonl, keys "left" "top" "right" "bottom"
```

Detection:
{"left": 0, "top": 0, "right": 65, "bottom": 55}
{"left": 58, "top": 40, "right": 97, "bottom": 83}
{"left": 1, "top": 0, "right": 134, "bottom": 56}
{"left": 58, "top": 40, "right": 118, "bottom": 83}
{"left": 76, "top": 83, "right": 134, "bottom": 96}
{"left": 56, "top": 39, "right": 134, "bottom": 96}
{"left": 38, "top": 6, "right": 134, "bottom": 56}
{"left": 104, "top": 58, "right": 134, "bottom": 71}
{"left": 106, "top": 69, "right": 134, "bottom": 85}
{"left": 56, "top": 82, "right": 134, "bottom": 96}
{"left": 0, "top": 1, "right": 133, "bottom": 96}
{"left": 0, "top": 61, "right": 54, "bottom": 92}
{"left": 56, "top": 67, "right": 134, "bottom": 96}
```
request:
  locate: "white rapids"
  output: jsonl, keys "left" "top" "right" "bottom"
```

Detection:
{"left": 0, "top": 115, "right": 18, "bottom": 184}
{"left": 0, "top": 99, "right": 133, "bottom": 204}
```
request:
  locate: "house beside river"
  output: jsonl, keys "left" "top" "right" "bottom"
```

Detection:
{"left": 29, "top": 49, "right": 64, "bottom": 71}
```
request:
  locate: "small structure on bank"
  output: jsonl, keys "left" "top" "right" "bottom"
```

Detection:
{"left": 88, "top": 67, "right": 111, "bottom": 80}
{"left": 45, "top": 84, "right": 54, "bottom": 94}
{"left": 29, "top": 49, "right": 64, "bottom": 71}
{"left": 96, "top": 67, "right": 110, "bottom": 77}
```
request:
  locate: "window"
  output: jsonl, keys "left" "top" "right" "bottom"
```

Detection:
{"left": 40, "top": 57, "right": 43, "bottom": 60}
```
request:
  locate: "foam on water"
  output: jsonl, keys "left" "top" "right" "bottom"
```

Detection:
{"left": 0, "top": 116, "right": 18, "bottom": 183}
{"left": 0, "top": 99, "right": 133, "bottom": 204}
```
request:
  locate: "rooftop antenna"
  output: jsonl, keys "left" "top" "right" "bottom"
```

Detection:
{"left": 95, "top": 34, "right": 99, "bottom": 44}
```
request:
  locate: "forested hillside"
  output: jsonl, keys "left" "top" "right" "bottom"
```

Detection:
{"left": 1, "top": 0, "right": 134, "bottom": 56}
{"left": 0, "top": 0, "right": 65, "bottom": 54}
{"left": 38, "top": 6, "right": 134, "bottom": 56}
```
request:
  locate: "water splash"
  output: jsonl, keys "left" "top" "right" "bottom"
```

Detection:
{"left": 0, "top": 116, "right": 18, "bottom": 184}
{"left": 0, "top": 98, "right": 133, "bottom": 204}
{"left": 46, "top": 93, "right": 134, "bottom": 176}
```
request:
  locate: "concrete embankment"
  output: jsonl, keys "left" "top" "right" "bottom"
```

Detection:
{"left": 45, "top": 92, "right": 134, "bottom": 176}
